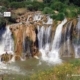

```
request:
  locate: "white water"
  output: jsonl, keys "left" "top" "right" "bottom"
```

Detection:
{"left": 37, "top": 18, "right": 67, "bottom": 64}
{"left": 0, "top": 61, "right": 26, "bottom": 75}
{"left": 0, "top": 26, "right": 24, "bottom": 74}
{"left": 44, "top": 16, "right": 53, "bottom": 24}
{"left": 0, "top": 26, "right": 14, "bottom": 55}
{"left": 33, "top": 13, "right": 42, "bottom": 21}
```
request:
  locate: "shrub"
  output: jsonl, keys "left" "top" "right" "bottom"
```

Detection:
{"left": 43, "top": 0, "right": 52, "bottom": 4}
{"left": 56, "top": 13, "right": 65, "bottom": 21}
{"left": 50, "top": 13, "right": 65, "bottom": 21}
{"left": 32, "top": 1, "right": 44, "bottom": 11}
{"left": 50, "top": 14, "right": 57, "bottom": 20}
{"left": 8, "top": 0, "right": 25, "bottom": 2}
{"left": 26, "top": 4, "right": 33, "bottom": 11}
{"left": 59, "top": 0, "right": 69, "bottom": 4}
{"left": 0, "top": 6, "right": 7, "bottom": 13}
{"left": 0, "top": 0, "right": 10, "bottom": 8}
{"left": 50, "top": 1, "right": 66, "bottom": 11}
{"left": 63, "top": 7, "right": 77, "bottom": 18}
{"left": 43, "top": 7, "right": 53, "bottom": 14}
{"left": 26, "top": 1, "right": 44, "bottom": 11}
{"left": 10, "top": 1, "right": 26, "bottom": 9}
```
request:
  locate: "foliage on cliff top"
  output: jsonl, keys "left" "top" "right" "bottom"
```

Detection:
{"left": 0, "top": 0, "right": 80, "bottom": 21}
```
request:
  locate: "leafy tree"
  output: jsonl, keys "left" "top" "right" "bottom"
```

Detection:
{"left": 63, "top": 7, "right": 77, "bottom": 18}
{"left": 43, "top": 7, "right": 53, "bottom": 14}
{"left": 50, "top": 1, "right": 65, "bottom": 11}
{"left": 7, "top": 0, "right": 25, "bottom": 2}
{"left": 50, "top": 13, "right": 65, "bottom": 21}
{"left": 26, "top": 1, "right": 44, "bottom": 11}
{"left": 0, "top": 6, "right": 7, "bottom": 13}
{"left": 10, "top": 2, "right": 26, "bottom": 8}
{"left": 56, "top": 13, "right": 65, "bottom": 21}
{"left": 59, "top": 0, "right": 69, "bottom": 4}
{"left": 43, "top": 0, "right": 52, "bottom": 3}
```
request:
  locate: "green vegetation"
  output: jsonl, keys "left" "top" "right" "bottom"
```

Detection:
{"left": 26, "top": 1, "right": 44, "bottom": 11}
{"left": 0, "top": 0, "right": 80, "bottom": 21}
{"left": 43, "top": 7, "right": 53, "bottom": 14}
{"left": 10, "top": 1, "right": 26, "bottom": 9}
{"left": 51, "top": 13, "right": 65, "bottom": 21}
{"left": 28, "top": 59, "right": 80, "bottom": 80}
{"left": 0, "top": 6, "right": 7, "bottom": 13}
{"left": 0, "top": 18, "right": 6, "bottom": 28}
{"left": 2, "top": 59, "right": 80, "bottom": 80}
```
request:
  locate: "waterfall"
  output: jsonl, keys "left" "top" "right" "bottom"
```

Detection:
{"left": 52, "top": 19, "right": 67, "bottom": 49}
{"left": 67, "top": 22, "right": 72, "bottom": 57}
{"left": 75, "top": 17, "right": 80, "bottom": 58}
{"left": 0, "top": 26, "right": 14, "bottom": 55}
{"left": 37, "top": 18, "right": 67, "bottom": 64}
{"left": 37, "top": 26, "right": 45, "bottom": 49}
{"left": 33, "top": 13, "right": 42, "bottom": 21}
{"left": 62, "top": 22, "right": 72, "bottom": 57}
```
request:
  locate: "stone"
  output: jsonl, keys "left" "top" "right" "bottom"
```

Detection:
{"left": 15, "top": 55, "right": 21, "bottom": 61}
{"left": 1, "top": 53, "right": 13, "bottom": 62}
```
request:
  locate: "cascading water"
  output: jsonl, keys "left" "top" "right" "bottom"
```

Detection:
{"left": 63, "top": 22, "right": 72, "bottom": 57}
{"left": 37, "top": 26, "right": 45, "bottom": 49}
{"left": 0, "top": 26, "right": 14, "bottom": 55}
{"left": 67, "top": 22, "right": 73, "bottom": 57}
{"left": 33, "top": 13, "right": 42, "bottom": 21}
{"left": 37, "top": 18, "right": 67, "bottom": 64}
{"left": 0, "top": 26, "right": 23, "bottom": 75}
{"left": 75, "top": 17, "right": 80, "bottom": 58}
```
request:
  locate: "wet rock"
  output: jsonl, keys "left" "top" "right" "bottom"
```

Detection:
{"left": 41, "top": 15, "right": 47, "bottom": 23}
{"left": 1, "top": 53, "right": 13, "bottom": 62}
{"left": 10, "top": 22, "right": 37, "bottom": 59}
{"left": 60, "top": 41, "right": 75, "bottom": 58}
{"left": 10, "top": 23, "right": 24, "bottom": 57}
{"left": 15, "top": 55, "right": 21, "bottom": 61}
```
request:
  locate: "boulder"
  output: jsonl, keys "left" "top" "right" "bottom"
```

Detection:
{"left": 1, "top": 53, "right": 13, "bottom": 62}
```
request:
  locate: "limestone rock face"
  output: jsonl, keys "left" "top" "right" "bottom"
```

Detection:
{"left": 59, "top": 19, "right": 78, "bottom": 58}
{"left": 10, "top": 23, "right": 24, "bottom": 57}
{"left": 60, "top": 41, "right": 75, "bottom": 58}
{"left": 9, "top": 22, "right": 37, "bottom": 60}
{"left": 25, "top": 23, "right": 36, "bottom": 42}
{"left": 72, "top": 19, "right": 78, "bottom": 40}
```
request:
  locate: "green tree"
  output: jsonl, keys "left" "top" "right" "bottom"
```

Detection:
{"left": 7, "top": 0, "right": 25, "bottom": 2}
{"left": 43, "top": 0, "right": 52, "bottom": 3}
{"left": 50, "top": 1, "right": 65, "bottom": 11}
{"left": 43, "top": 7, "right": 53, "bottom": 14}
{"left": 59, "top": 0, "right": 69, "bottom": 4}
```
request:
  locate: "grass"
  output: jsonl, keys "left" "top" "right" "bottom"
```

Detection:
{"left": 29, "top": 59, "right": 80, "bottom": 80}
{"left": 2, "top": 59, "right": 80, "bottom": 80}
